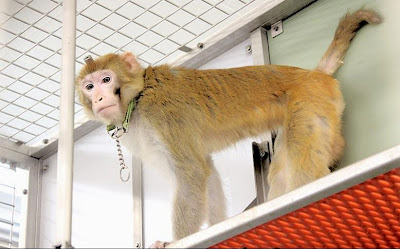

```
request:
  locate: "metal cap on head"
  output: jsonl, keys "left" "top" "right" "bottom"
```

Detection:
{"left": 84, "top": 55, "right": 94, "bottom": 64}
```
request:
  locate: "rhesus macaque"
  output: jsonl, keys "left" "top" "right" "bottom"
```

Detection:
{"left": 75, "top": 9, "right": 380, "bottom": 247}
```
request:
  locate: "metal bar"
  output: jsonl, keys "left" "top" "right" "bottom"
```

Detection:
{"left": 29, "top": 120, "right": 101, "bottom": 160}
{"left": 0, "top": 218, "right": 13, "bottom": 226}
{"left": 168, "top": 144, "right": 400, "bottom": 248}
{"left": 245, "top": 142, "right": 264, "bottom": 211}
{"left": 252, "top": 141, "right": 270, "bottom": 204}
{"left": 0, "top": 138, "right": 39, "bottom": 166}
{"left": 21, "top": 159, "right": 42, "bottom": 248}
{"left": 250, "top": 27, "right": 270, "bottom": 65}
{"left": 55, "top": 0, "right": 76, "bottom": 247}
{"left": 248, "top": 26, "right": 272, "bottom": 209}
{"left": 132, "top": 157, "right": 143, "bottom": 248}
{"left": 0, "top": 237, "right": 12, "bottom": 244}
{"left": 0, "top": 201, "right": 15, "bottom": 208}
{"left": 0, "top": 183, "right": 16, "bottom": 189}
{"left": 9, "top": 167, "right": 16, "bottom": 248}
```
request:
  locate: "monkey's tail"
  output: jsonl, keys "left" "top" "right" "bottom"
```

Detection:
{"left": 315, "top": 9, "right": 381, "bottom": 75}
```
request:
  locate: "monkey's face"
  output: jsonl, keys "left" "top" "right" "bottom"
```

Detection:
{"left": 76, "top": 52, "right": 145, "bottom": 125}
{"left": 80, "top": 69, "right": 125, "bottom": 124}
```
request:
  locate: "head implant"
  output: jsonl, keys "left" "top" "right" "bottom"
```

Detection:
{"left": 81, "top": 54, "right": 98, "bottom": 74}
{"left": 84, "top": 55, "right": 94, "bottom": 65}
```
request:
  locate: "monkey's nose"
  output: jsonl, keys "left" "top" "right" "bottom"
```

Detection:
{"left": 95, "top": 97, "right": 103, "bottom": 103}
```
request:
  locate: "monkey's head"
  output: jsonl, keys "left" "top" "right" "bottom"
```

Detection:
{"left": 75, "top": 52, "right": 145, "bottom": 126}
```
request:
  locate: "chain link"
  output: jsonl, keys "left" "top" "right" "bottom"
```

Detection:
{"left": 115, "top": 138, "right": 130, "bottom": 182}
{"left": 108, "top": 127, "right": 130, "bottom": 182}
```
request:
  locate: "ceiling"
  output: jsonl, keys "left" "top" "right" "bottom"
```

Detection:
{"left": 0, "top": 0, "right": 266, "bottom": 148}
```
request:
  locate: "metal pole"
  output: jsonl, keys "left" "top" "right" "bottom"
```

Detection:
{"left": 250, "top": 27, "right": 270, "bottom": 65}
{"left": 55, "top": 0, "right": 76, "bottom": 248}
{"left": 249, "top": 27, "right": 273, "bottom": 205}
{"left": 9, "top": 164, "right": 16, "bottom": 248}
{"left": 132, "top": 156, "right": 143, "bottom": 248}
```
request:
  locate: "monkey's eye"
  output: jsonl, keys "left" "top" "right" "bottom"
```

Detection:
{"left": 85, "top": 83, "right": 94, "bottom": 91}
{"left": 102, "top": 76, "right": 111, "bottom": 83}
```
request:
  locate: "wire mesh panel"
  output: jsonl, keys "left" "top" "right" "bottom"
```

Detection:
{"left": 211, "top": 168, "right": 400, "bottom": 248}
{"left": 0, "top": 0, "right": 266, "bottom": 147}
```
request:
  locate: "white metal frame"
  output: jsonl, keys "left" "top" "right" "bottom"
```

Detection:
{"left": 23, "top": 158, "right": 42, "bottom": 248}
{"left": 0, "top": 145, "right": 41, "bottom": 248}
{"left": 250, "top": 27, "right": 270, "bottom": 65}
{"left": 132, "top": 157, "right": 143, "bottom": 248}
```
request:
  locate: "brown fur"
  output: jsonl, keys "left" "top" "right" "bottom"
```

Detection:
{"left": 316, "top": 9, "right": 382, "bottom": 74}
{"left": 75, "top": 9, "right": 381, "bottom": 242}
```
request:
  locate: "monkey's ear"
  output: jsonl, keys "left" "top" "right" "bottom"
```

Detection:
{"left": 120, "top": 52, "right": 142, "bottom": 72}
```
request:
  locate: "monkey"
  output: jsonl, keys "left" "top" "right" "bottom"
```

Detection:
{"left": 75, "top": 9, "right": 381, "bottom": 247}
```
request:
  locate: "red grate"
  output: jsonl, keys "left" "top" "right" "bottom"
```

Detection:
{"left": 211, "top": 168, "right": 400, "bottom": 248}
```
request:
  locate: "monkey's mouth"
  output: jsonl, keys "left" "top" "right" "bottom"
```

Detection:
{"left": 97, "top": 104, "right": 117, "bottom": 114}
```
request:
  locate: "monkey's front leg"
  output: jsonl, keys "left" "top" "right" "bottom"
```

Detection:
{"left": 148, "top": 160, "right": 209, "bottom": 248}
{"left": 173, "top": 168, "right": 208, "bottom": 239}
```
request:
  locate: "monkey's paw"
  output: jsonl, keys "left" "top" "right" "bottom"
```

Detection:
{"left": 149, "top": 240, "right": 170, "bottom": 248}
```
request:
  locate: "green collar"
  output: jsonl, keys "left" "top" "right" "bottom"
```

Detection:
{"left": 106, "top": 98, "right": 136, "bottom": 133}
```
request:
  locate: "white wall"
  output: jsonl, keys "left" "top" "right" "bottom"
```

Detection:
{"left": 40, "top": 127, "right": 134, "bottom": 248}
{"left": 39, "top": 38, "right": 259, "bottom": 248}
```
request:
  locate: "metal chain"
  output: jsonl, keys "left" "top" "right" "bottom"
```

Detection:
{"left": 108, "top": 127, "right": 130, "bottom": 182}
{"left": 115, "top": 138, "right": 130, "bottom": 182}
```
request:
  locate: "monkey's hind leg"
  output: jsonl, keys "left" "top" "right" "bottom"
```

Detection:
{"left": 267, "top": 102, "right": 340, "bottom": 200}
{"left": 266, "top": 128, "right": 293, "bottom": 200}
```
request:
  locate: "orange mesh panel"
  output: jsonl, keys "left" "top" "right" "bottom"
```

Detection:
{"left": 211, "top": 168, "right": 400, "bottom": 248}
